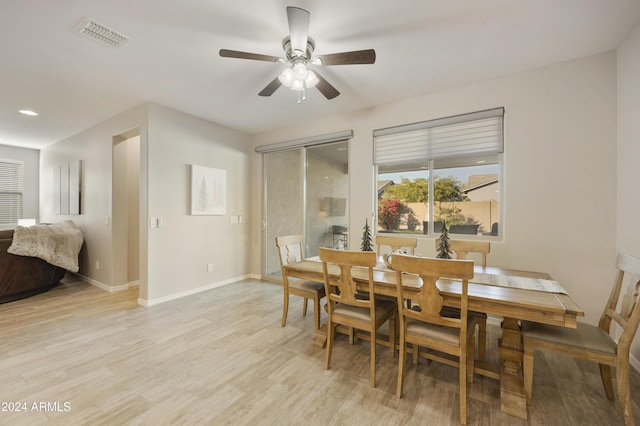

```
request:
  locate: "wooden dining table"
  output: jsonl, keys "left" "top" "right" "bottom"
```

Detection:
{"left": 283, "top": 257, "right": 584, "bottom": 420}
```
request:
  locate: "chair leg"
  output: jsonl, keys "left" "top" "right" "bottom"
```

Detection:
{"left": 467, "top": 335, "right": 475, "bottom": 384}
{"left": 281, "top": 293, "right": 289, "bottom": 327}
{"left": 523, "top": 346, "right": 534, "bottom": 405}
{"left": 302, "top": 297, "right": 308, "bottom": 316}
{"left": 370, "top": 327, "right": 376, "bottom": 387}
{"left": 412, "top": 344, "right": 419, "bottom": 365}
{"left": 477, "top": 317, "right": 487, "bottom": 362}
{"left": 325, "top": 321, "right": 335, "bottom": 370}
{"left": 389, "top": 314, "right": 396, "bottom": 357}
{"left": 313, "top": 297, "right": 321, "bottom": 331}
{"left": 396, "top": 335, "right": 406, "bottom": 398}
{"left": 459, "top": 351, "right": 467, "bottom": 425}
{"left": 615, "top": 359, "right": 634, "bottom": 426}
{"left": 599, "top": 363, "right": 615, "bottom": 400}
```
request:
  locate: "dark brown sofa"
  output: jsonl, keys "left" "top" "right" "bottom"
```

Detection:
{"left": 0, "top": 229, "right": 66, "bottom": 303}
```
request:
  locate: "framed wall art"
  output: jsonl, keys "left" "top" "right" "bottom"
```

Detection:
{"left": 191, "top": 165, "right": 226, "bottom": 215}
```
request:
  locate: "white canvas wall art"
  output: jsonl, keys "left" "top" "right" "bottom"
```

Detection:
{"left": 191, "top": 165, "right": 226, "bottom": 215}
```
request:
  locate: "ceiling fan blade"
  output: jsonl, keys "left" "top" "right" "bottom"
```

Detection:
{"left": 317, "top": 49, "right": 376, "bottom": 66}
{"left": 258, "top": 77, "right": 282, "bottom": 97}
{"left": 219, "top": 49, "right": 280, "bottom": 62}
{"left": 287, "top": 6, "right": 310, "bottom": 55}
{"left": 315, "top": 72, "right": 340, "bottom": 100}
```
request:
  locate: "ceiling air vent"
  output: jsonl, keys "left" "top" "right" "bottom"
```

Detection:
{"left": 75, "top": 18, "right": 130, "bottom": 48}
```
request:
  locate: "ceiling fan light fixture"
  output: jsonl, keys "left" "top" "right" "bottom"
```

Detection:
{"left": 290, "top": 79, "right": 304, "bottom": 91}
{"left": 293, "top": 62, "right": 308, "bottom": 80}
{"left": 305, "top": 70, "right": 319, "bottom": 88}
{"left": 220, "top": 7, "right": 373, "bottom": 102}
{"left": 278, "top": 68, "right": 294, "bottom": 87}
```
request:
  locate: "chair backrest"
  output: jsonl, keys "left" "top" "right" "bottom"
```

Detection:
{"left": 318, "top": 247, "right": 377, "bottom": 310}
{"left": 393, "top": 255, "right": 474, "bottom": 331}
{"left": 601, "top": 253, "right": 640, "bottom": 354}
{"left": 376, "top": 235, "right": 417, "bottom": 256}
{"left": 435, "top": 239, "right": 490, "bottom": 268}
{"left": 275, "top": 234, "right": 305, "bottom": 268}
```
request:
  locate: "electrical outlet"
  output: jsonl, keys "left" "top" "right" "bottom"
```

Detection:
{"left": 95, "top": 260, "right": 100, "bottom": 270}
{"left": 150, "top": 218, "right": 157, "bottom": 228}
{"left": 207, "top": 263, "right": 214, "bottom": 272}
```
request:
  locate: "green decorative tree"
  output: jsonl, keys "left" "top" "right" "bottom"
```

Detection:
{"left": 361, "top": 219, "right": 374, "bottom": 251}
{"left": 436, "top": 222, "right": 453, "bottom": 259}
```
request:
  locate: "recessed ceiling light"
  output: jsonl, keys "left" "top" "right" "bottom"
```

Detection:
{"left": 19, "top": 110, "right": 38, "bottom": 116}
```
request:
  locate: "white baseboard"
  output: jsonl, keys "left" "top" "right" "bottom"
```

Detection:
{"left": 137, "top": 274, "right": 255, "bottom": 307}
{"left": 72, "top": 273, "right": 130, "bottom": 292}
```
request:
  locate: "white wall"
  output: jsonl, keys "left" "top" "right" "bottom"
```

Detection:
{"left": 0, "top": 144, "right": 39, "bottom": 227}
{"left": 40, "top": 103, "right": 254, "bottom": 305}
{"left": 145, "top": 104, "right": 253, "bottom": 304}
{"left": 40, "top": 104, "right": 149, "bottom": 289}
{"left": 253, "top": 51, "right": 618, "bottom": 327}
{"left": 617, "top": 22, "right": 640, "bottom": 365}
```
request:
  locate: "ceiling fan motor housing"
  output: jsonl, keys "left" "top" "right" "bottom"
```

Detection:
{"left": 282, "top": 36, "right": 316, "bottom": 62}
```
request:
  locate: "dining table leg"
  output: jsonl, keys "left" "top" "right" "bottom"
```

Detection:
{"left": 498, "top": 316, "right": 528, "bottom": 419}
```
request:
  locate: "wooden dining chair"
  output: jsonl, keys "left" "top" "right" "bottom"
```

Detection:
{"left": 275, "top": 235, "right": 325, "bottom": 331}
{"left": 393, "top": 254, "right": 476, "bottom": 424}
{"left": 435, "top": 239, "right": 490, "bottom": 362}
{"left": 436, "top": 239, "right": 490, "bottom": 268}
{"left": 522, "top": 253, "right": 640, "bottom": 426}
{"left": 376, "top": 235, "right": 417, "bottom": 256}
{"left": 318, "top": 247, "right": 396, "bottom": 388}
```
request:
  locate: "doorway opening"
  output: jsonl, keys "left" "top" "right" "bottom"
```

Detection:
{"left": 112, "top": 129, "right": 141, "bottom": 293}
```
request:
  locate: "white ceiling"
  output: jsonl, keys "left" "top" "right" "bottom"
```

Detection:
{"left": 1, "top": 0, "right": 639, "bottom": 150}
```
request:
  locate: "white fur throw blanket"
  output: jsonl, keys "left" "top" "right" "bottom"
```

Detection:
{"left": 7, "top": 220, "right": 83, "bottom": 272}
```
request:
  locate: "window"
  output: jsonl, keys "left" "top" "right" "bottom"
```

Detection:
{"left": 374, "top": 108, "right": 503, "bottom": 237}
{"left": 0, "top": 159, "right": 24, "bottom": 225}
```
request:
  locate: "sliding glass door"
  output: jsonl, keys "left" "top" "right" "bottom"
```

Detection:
{"left": 305, "top": 142, "right": 349, "bottom": 256}
{"left": 263, "top": 141, "right": 349, "bottom": 279}
{"left": 264, "top": 149, "right": 304, "bottom": 279}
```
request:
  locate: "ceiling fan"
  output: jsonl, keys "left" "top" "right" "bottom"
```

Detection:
{"left": 219, "top": 6, "right": 376, "bottom": 102}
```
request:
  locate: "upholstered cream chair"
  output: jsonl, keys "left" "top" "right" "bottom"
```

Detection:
{"left": 393, "top": 254, "right": 476, "bottom": 424}
{"left": 522, "top": 253, "right": 640, "bottom": 426}
{"left": 318, "top": 247, "right": 396, "bottom": 388}
{"left": 275, "top": 235, "right": 325, "bottom": 331}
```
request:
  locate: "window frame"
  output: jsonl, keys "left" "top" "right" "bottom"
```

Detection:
{"left": 373, "top": 108, "right": 504, "bottom": 240}
{"left": 0, "top": 158, "right": 24, "bottom": 226}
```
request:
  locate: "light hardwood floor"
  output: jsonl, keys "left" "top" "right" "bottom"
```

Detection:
{"left": 0, "top": 275, "right": 638, "bottom": 425}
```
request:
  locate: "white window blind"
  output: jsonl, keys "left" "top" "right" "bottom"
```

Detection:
{"left": 374, "top": 108, "right": 504, "bottom": 169}
{"left": 0, "top": 160, "right": 24, "bottom": 224}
